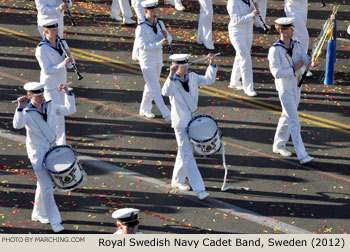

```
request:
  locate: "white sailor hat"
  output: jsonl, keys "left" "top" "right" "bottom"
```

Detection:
{"left": 112, "top": 208, "right": 140, "bottom": 226}
{"left": 23, "top": 82, "right": 45, "bottom": 93}
{"left": 141, "top": 0, "right": 158, "bottom": 9}
{"left": 274, "top": 17, "right": 294, "bottom": 27}
{"left": 39, "top": 18, "right": 59, "bottom": 28}
{"left": 169, "top": 54, "right": 190, "bottom": 64}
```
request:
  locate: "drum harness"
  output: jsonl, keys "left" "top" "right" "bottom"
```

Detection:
{"left": 174, "top": 79, "right": 249, "bottom": 191}
{"left": 27, "top": 110, "right": 56, "bottom": 148}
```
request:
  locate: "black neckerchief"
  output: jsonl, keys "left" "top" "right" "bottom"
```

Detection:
{"left": 145, "top": 18, "right": 158, "bottom": 34}
{"left": 274, "top": 38, "right": 294, "bottom": 57}
{"left": 25, "top": 101, "right": 48, "bottom": 122}
{"left": 242, "top": 0, "right": 250, "bottom": 7}
{"left": 39, "top": 38, "right": 64, "bottom": 56}
{"left": 174, "top": 73, "right": 190, "bottom": 92}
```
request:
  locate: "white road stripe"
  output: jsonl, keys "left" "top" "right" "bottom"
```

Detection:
{"left": 0, "top": 127, "right": 312, "bottom": 234}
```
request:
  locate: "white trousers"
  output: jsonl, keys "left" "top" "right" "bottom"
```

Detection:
{"left": 172, "top": 127, "right": 205, "bottom": 193}
{"left": 131, "top": 0, "right": 145, "bottom": 23}
{"left": 285, "top": 11, "right": 309, "bottom": 53}
{"left": 139, "top": 61, "right": 170, "bottom": 118}
{"left": 32, "top": 168, "right": 62, "bottom": 225}
{"left": 229, "top": 29, "right": 254, "bottom": 92}
{"left": 197, "top": 0, "right": 213, "bottom": 44}
{"left": 273, "top": 88, "right": 308, "bottom": 160}
{"left": 255, "top": 0, "right": 267, "bottom": 26}
{"left": 111, "top": 0, "right": 133, "bottom": 18}
{"left": 38, "top": 18, "right": 64, "bottom": 39}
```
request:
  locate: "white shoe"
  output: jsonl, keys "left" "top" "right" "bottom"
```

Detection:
{"left": 164, "top": 115, "right": 171, "bottom": 123}
{"left": 245, "top": 90, "right": 257, "bottom": 97}
{"left": 51, "top": 223, "right": 64, "bottom": 233}
{"left": 204, "top": 41, "right": 215, "bottom": 50}
{"left": 306, "top": 71, "right": 313, "bottom": 77}
{"left": 140, "top": 111, "right": 155, "bottom": 118}
{"left": 175, "top": 4, "right": 185, "bottom": 11}
{"left": 273, "top": 147, "right": 292, "bottom": 157}
{"left": 110, "top": 14, "right": 122, "bottom": 21}
{"left": 171, "top": 182, "right": 190, "bottom": 191}
{"left": 32, "top": 215, "right": 50, "bottom": 224}
{"left": 300, "top": 155, "right": 314, "bottom": 164}
{"left": 228, "top": 84, "right": 243, "bottom": 90}
{"left": 123, "top": 17, "right": 136, "bottom": 24}
{"left": 197, "top": 191, "right": 209, "bottom": 200}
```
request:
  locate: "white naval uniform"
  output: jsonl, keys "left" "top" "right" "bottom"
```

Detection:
{"left": 284, "top": 0, "right": 309, "bottom": 53}
{"left": 111, "top": 0, "right": 133, "bottom": 19}
{"left": 162, "top": 65, "right": 218, "bottom": 193}
{"left": 254, "top": 0, "right": 267, "bottom": 28}
{"left": 35, "top": 0, "right": 72, "bottom": 39}
{"left": 197, "top": 0, "right": 213, "bottom": 45}
{"left": 227, "top": 0, "right": 255, "bottom": 93}
{"left": 131, "top": 0, "right": 145, "bottom": 23}
{"left": 13, "top": 94, "right": 76, "bottom": 225}
{"left": 268, "top": 39, "right": 310, "bottom": 160}
{"left": 133, "top": 17, "right": 172, "bottom": 118}
{"left": 35, "top": 39, "right": 73, "bottom": 145}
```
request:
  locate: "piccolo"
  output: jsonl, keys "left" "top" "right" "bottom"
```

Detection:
{"left": 57, "top": 35, "right": 83, "bottom": 80}
{"left": 63, "top": 0, "right": 76, "bottom": 26}
{"left": 11, "top": 93, "right": 42, "bottom": 103}
{"left": 251, "top": 0, "right": 270, "bottom": 32}
{"left": 166, "top": 52, "right": 221, "bottom": 70}
{"left": 156, "top": 18, "right": 174, "bottom": 55}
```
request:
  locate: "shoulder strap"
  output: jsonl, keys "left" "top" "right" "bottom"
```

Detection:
{"left": 174, "top": 79, "right": 198, "bottom": 117}
{"left": 27, "top": 111, "right": 56, "bottom": 148}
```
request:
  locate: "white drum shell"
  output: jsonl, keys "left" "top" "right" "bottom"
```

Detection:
{"left": 43, "top": 145, "right": 86, "bottom": 191}
{"left": 187, "top": 115, "right": 222, "bottom": 156}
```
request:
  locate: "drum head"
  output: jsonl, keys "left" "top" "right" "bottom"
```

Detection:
{"left": 45, "top": 146, "right": 76, "bottom": 173}
{"left": 188, "top": 116, "right": 218, "bottom": 142}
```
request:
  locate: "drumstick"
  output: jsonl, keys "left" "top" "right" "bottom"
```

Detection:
{"left": 166, "top": 53, "right": 221, "bottom": 70}
{"left": 11, "top": 93, "right": 43, "bottom": 103}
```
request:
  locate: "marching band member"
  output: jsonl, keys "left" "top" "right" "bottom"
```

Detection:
{"left": 165, "top": 0, "right": 185, "bottom": 11}
{"left": 111, "top": 0, "right": 137, "bottom": 24}
{"left": 254, "top": 0, "right": 270, "bottom": 30}
{"left": 268, "top": 17, "right": 316, "bottom": 164}
{"left": 162, "top": 53, "right": 218, "bottom": 200}
{"left": 35, "top": 19, "right": 73, "bottom": 145}
{"left": 35, "top": 0, "right": 72, "bottom": 39}
{"left": 133, "top": 0, "right": 171, "bottom": 122}
{"left": 227, "top": 0, "right": 259, "bottom": 97}
{"left": 131, "top": 0, "right": 146, "bottom": 23}
{"left": 284, "top": 0, "right": 312, "bottom": 76}
{"left": 197, "top": 0, "right": 215, "bottom": 50}
{"left": 112, "top": 208, "right": 143, "bottom": 234}
{"left": 13, "top": 82, "right": 76, "bottom": 233}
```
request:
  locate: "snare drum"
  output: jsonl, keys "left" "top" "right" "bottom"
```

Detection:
{"left": 43, "top": 145, "right": 86, "bottom": 191}
{"left": 187, "top": 115, "right": 222, "bottom": 156}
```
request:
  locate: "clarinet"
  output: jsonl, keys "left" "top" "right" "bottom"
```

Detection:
{"left": 251, "top": 0, "right": 270, "bottom": 32}
{"left": 321, "top": 0, "right": 327, "bottom": 7}
{"left": 63, "top": 0, "right": 76, "bottom": 26}
{"left": 156, "top": 18, "right": 174, "bottom": 55}
{"left": 57, "top": 35, "right": 83, "bottom": 80}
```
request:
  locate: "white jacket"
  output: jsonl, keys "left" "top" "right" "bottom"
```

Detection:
{"left": 227, "top": 0, "right": 254, "bottom": 32}
{"left": 35, "top": 40, "right": 72, "bottom": 102}
{"left": 284, "top": 0, "right": 307, "bottom": 15}
{"left": 35, "top": 0, "right": 72, "bottom": 25}
{"left": 268, "top": 39, "right": 310, "bottom": 91}
{"left": 162, "top": 65, "right": 218, "bottom": 129}
{"left": 13, "top": 94, "right": 76, "bottom": 169}
{"left": 132, "top": 17, "right": 172, "bottom": 63}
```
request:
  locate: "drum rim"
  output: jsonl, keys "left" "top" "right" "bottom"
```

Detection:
{"left": 187, "top": 114, "right": 219, "bottom": 143}
{"left": 43, "top": 145, "right": 77, "bottom": 174}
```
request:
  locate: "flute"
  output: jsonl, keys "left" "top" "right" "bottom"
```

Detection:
{"left": 63, "top": 0, "right": 76, "bottom": 26}
{"left": 11, "top": 93, "right": 42, "bottom": 104}
{"left": 57, "top": 35, "right": 83, "bottom": 80}
{"left": 166, "top": 52, "right": 221, "bottom": 70}
{"left": 251, "top": 0, "right": 270, "bottom": 32}
{"left": 156, "top": 18, "right": 174, "bottom": 55}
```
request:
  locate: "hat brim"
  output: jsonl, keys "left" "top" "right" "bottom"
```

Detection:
{"left": 121, "top": 219, "right": 139, "bottom": 227}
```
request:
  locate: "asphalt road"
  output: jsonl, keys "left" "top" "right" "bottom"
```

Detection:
{"left": 0, "top": 0, "right": 349, "bottom": 234}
